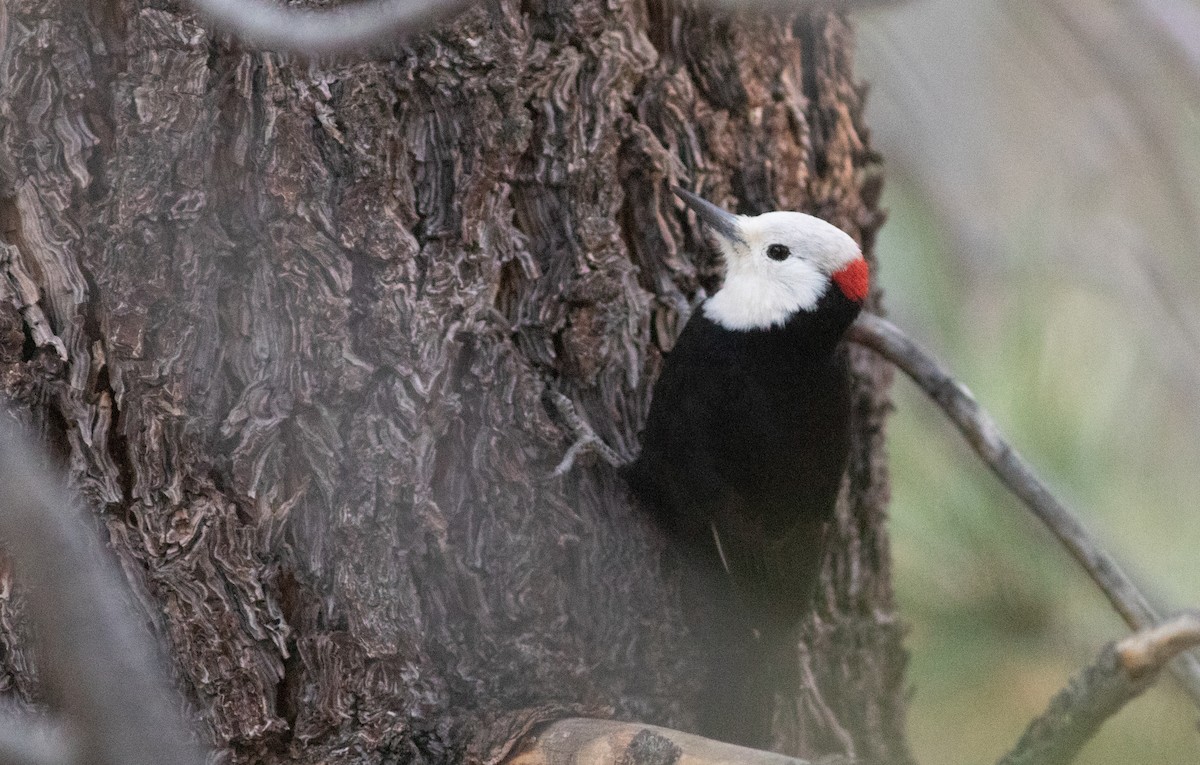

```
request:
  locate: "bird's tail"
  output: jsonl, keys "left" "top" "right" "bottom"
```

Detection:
{"left": 687, "top": 517, "right": 831, "bottom": 747}
{"left": 714, "top": 514, "right": 831, "bottom": 632}
{"left": 694, "top": 607, "right": 798, "bottom": 748}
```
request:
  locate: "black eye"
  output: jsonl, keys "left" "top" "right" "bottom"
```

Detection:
{"left": 766, "top": 244, "right": 790, "bottom": 261}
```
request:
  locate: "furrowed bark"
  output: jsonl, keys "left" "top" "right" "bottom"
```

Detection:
{"left": 0, "top": 1, "right": 906, "bottom": 762}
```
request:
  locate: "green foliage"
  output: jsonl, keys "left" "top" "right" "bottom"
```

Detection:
{"left": 879, "top": 177, "right": 1200, "bottom": 765}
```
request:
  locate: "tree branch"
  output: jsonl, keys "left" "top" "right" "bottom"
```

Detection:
{"left": 183, "top": 0, "right": 473, "bottom": 55}
{"left": 505, "top": 717, "right": 816, "bottom": 765}
{"left": 1119, "top": 612, "right": 1200, "bottom": 678}
{"left": 845, "top": 313, "right": 1200, "bottom": 708}
{"left": 0, "top": 417, "right": 204, "bottom": 765}
{"left": 997, "top": 612, "right": 1200, "bottom": 765}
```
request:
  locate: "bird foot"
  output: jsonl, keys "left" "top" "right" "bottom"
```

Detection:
{"left": 545, "top": 390, "right": 631, "bottom": 476}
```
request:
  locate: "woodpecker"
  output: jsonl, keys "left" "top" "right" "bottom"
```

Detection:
{"left": 626, "top": 187, "right": 869, "bottom": 744}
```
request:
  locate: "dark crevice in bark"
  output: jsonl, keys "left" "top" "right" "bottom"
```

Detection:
{"left": 678, "top": 12, "right": 746, "bottom": 114}
{"left": 643, "top": 0, "right": 673, "bottom": 60}
{"left": 493, "top": 257, "right": 526, "bottom": 330}
{"left": 0, "top": 196, "right": 17, "bottom": 243}
{"left": 76, "top": 258, "right": 136, "bottom": 509}
{"left": 19, "top": 322, "right": 37, "bottom": 363}
{"left": 616, "top": 173, "right": 659, "bottom": 298}
{"left": 36, "top": 405, "right": 75, "bottom": 487}
{"left": 273, "top": 567, "right": 305, "bottom": 744}
{"left": 78, "top": 0, "right": 123, "bottom": 212}
{"left": 96, "top": 364, "right": 135, "bottom": 505}
{"left": 797, "top": 19, "right": 829, "bottom": 179}
{"left": 731, "top": 167, "right": 772, "bottom": 216}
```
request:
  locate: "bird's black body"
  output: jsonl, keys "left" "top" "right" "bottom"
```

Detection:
{"left": 624, "top": 187, "right": 867, "bottom": 746}
{"left": 628, "top": 283, "right": 861, "bottom": 628}
{"left": 626, "top": 270, "right": 862, "bottom": 747}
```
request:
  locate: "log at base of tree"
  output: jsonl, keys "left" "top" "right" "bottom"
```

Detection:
{"left": 506, "top": 718, "right": 813, "bottom": 765}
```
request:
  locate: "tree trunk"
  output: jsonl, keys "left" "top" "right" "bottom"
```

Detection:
{"left": 0, "top": 1, "right": 909, "bottom": 763}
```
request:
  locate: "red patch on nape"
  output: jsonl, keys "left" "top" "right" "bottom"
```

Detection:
{"left": 833, "top": 257, "right": 870, "bottom": 302}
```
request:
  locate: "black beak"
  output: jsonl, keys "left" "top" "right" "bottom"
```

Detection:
{"left": 672, "top": 186, "right": 746, "bottom": 247}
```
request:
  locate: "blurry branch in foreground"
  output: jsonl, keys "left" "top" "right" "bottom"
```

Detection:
{"left": 997, "top": 612, "right": 1200, "bottom": 765}
{"left": 1126, "top": 0, "right": 1200, "bottom": 104}
{"left": 184, "top": 0, "right": 902, "bottom": 54}
{"left": 184, "top": 0, "right": 473, "bottom": 54}
{"left": 0, "top": 418, "right": 203, "bottom": 765}
{"left": 0, "top": 710, "right": 70, "bottom": 765}
{"left": 846, "top": 314, "right": 1200, "bottom": 709}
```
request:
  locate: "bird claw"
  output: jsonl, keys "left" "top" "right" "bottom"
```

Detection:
{"left": 551, "top": 435, "right": 600, "bottom": 477}
{"left": 545, "top": 390, "right": 630, "bottom": 477}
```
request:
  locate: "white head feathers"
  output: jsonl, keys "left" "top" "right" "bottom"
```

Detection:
{"left": 700, "top": 210, "right": 863, "bottom": 331}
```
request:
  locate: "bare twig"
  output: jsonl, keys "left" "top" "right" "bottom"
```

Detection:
{"left": 997, "top": 612, "right": 1200, "bottom": 765}
{"left": 846, "top": 313, "right": 1200, "bottom": 707}
{"left": 505, "top": 717, "right": 814, "bottom": 765}
{"left": 183, "top": 0, "right": 474, "bottom": 54}
{"left": 1117, "top": 612, "right": 1200, "bottom": 679}
{"left": 0, "top": 417, "right": 204, "bottom": 765}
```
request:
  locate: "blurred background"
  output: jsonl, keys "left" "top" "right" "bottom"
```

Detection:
{"left": 854, "top": 0, "right": 1200, "bottom": 762}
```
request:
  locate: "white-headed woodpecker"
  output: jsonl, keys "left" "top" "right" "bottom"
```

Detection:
{"left": 626, "top": 187, "right": 869, "bottom": 744}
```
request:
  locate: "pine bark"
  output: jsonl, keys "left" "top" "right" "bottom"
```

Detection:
{"left": 0, "top": 1, "right": 908, "bottom": 763}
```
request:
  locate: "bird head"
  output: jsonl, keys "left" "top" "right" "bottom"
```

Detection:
{"left": 673, "top": 187, "right": 869, "bottom": 331}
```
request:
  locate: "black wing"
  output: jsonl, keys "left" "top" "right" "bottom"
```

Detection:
{"left": 627, "top": 311, "right": 848, "bottom": 627}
